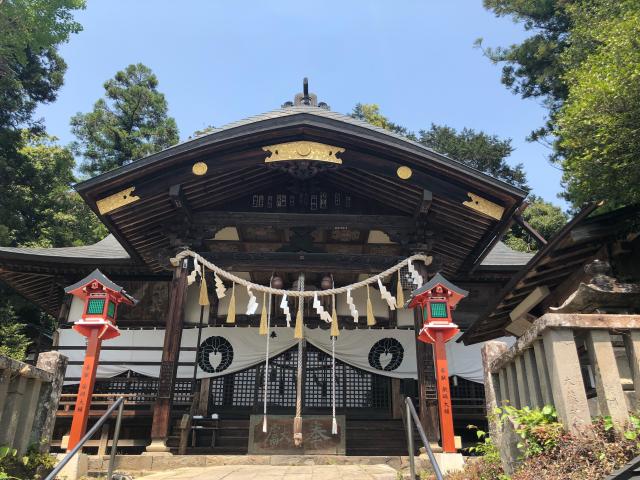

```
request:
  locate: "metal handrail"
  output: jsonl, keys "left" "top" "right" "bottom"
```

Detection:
{"left": 45, "top": 396, "right": 125, "bottom": 480}
{"left": 405, "top": 397, "right": 443, "bottom": 480}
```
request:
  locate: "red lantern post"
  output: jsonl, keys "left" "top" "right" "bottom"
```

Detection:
{"left": 406, "top": 273, "right": 468, "bottom": 453}
{"left": 64, "top": 269, "right": 136, "bottom": 451}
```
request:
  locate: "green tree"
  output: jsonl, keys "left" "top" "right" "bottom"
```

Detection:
{"left": 1, "top": 130, "right": 106, "bottom": 247}
{"left": 480, "top": 0, "right": 640, "bottom": 210}
{"left": 71, "top": 63, "right": 179, "bottom": 177}
{"left": 351, "top": 103, "right": 528, "bottom": 190}
{"left": 478, "top": 0, "right": 573, "bottom": 142}
{"left": 556, "top": 0, "right": 640, "bottom": 208}
{"left": 418, "top": 124, "right": 528, "bottom": 190}
{"left": 504, "top": 195, "right": 568, "bottom": 252}
{"left": 351, "top": 103, "right": 416, "bottom": 139}
{"left": 0, "top": 0, "right": 85, "bottom": 131}
{"left": 0, "top": 301, "right": 30, "bottom": 361}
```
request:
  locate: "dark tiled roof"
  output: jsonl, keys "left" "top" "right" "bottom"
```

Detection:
{"left": 0, "top": 236, "right": 530, "bottom": 268}
{"left": 480, "top": 241, "right": 534, "bottom": 267}
{"left": 0, "top": 235, "right": 130, "bottom": 262}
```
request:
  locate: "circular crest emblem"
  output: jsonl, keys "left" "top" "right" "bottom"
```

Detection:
{"left": 197, "top": 336, "right": 234, "bottom": 373}
{"left": 368, "top": 338, "right": 404, "bottom": 371}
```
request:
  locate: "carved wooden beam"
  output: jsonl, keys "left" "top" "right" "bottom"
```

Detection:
{"left": 192, "top": 211, "right": 416, "bottom": 232}
{"left": 168, "top": 184, "right": 193, "bottom": 223}
{"left": 198, "top": 251, "right": 411, "bottom": 272}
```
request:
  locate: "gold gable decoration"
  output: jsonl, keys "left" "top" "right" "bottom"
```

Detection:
{"left": 262, "top": 141, "right": 344, "bottom": 164}
{"left": 96, "top": 187, "right": 140, "bottom": 215}
{"left": 463, "top": 193, "right": 505, "bottom": 221}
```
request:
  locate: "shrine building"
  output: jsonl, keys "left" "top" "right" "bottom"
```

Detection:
{"left": 0, "top": 84, "right": 535, "bottom": 455}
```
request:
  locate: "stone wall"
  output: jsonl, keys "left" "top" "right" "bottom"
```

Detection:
{"left": 0, "top": 351, "right": 67, "bottom": 454}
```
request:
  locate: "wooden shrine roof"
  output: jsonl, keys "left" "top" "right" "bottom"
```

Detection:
{"left": 72, "top": 104, "right": 527, "bottom": 274}
{"left": 0, "top": 95, "right": 535, "bottom": 317}
{"left": 461, "top": 204, "right": 640, "bottom": 345}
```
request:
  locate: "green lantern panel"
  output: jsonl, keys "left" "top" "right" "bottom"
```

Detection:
{"left": 86, "top": 298, "right": 105, "bottom": 315}
{"left": 430, "top": 302, "right": 448, "bottom": 319}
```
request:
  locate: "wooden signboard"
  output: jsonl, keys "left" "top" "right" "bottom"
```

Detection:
{"left": 248, "top": 415, "right": 346, "bottom": 455}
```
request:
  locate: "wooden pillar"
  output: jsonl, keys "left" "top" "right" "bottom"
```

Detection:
{"left": 433, "top": 331, "right": 456, "bottom": 453}
{"left": 67, "top": 328, "right": 102, "bottom": 450}
{"left": 148, "top": 259, "right": 189, "bottom": 452}
{"left": 413, "top": 263, "right": 439, "bottom": 441}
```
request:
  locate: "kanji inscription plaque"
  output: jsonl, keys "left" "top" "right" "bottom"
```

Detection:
{"left": 248, "top": 415, "right": 345, "bottom": 455}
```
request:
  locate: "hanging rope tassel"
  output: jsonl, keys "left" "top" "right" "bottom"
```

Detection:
{"left": 294, "top": 298, "right": 304, "bottom": 339}
{"left": 331, "top": 335, "right": 338, "bottom": 435}
{"left": 330, "top": 294, "right": 339, "bottom": 337}
{"left": 262, "top": 283, "right": 273, "bottom": 432}
{"left": 293, "top": 273, "right": 305, "bottom": 446}
{"left": 366, "top": 285, "right": 376, "bottom": 326}
{"left": 226, "top": 282, "right": 236, "bottom": 324}
{"left": 259, "top": 292, "right": 268, "bottom": 335}
{"left": 396, "top": 269, "right": 405, "bottom": 309}
{"left": 199, "top": 266, "right": 210, "bottom": 306}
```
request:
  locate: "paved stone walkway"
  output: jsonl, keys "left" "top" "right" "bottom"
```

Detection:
{"left": 134, "top": 464, "right": 398, "bottom": 480}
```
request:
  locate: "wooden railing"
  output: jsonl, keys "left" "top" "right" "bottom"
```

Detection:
{"left": 58, "top": 377, "right": 194, "bottom": 417}
{"left": 482, "top": 313, "right": 640, "bottom": 435}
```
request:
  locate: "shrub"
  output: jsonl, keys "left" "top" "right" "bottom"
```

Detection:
{"left": 0, "top": 445, "right": 55, "bottom": 480}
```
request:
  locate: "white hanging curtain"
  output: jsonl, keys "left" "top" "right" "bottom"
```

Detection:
{"left": 58, "top": 327, "right": 514, "bottom": 385}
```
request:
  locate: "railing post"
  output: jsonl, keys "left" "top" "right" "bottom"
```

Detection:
{"left": 406, "top": 401, "right": 416, "bottom": 480}
{"left": 585, "top": 330, "right": 627, "bottom": 425}
{"left": 623, "top": 331, "right": 640, "bottom": 409}
{"left": 532, "top": 340, "right": 553, "bottom": 406}
{"left": 542, "top": 328, "right": 591, "bottom": 435}
{"left": 107, "top": 399, "right": 125, "bottom": 480}
{"left": 514, "top": 355, "right": 529, "bottom": 408}
{"left": 505, "top": 364, "right": 520, "bottom": 408}
{"left": 523, "top": 348, "right": 543, "bottom": 408}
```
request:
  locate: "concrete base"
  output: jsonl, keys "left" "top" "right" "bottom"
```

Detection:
{"left": 55, "top": 452, "right": 88, "bottom": 480}
{"left": 421, "top": 452, "right": 465, "bottom": 475}
{"left": 143, "top": 439, "right": 172, "bottom": 455}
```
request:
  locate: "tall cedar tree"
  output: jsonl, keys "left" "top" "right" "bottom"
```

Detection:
{"left": 351, "top": 103, "right": 566, "bottom": 251}
{"left": 556, "top": 0, "right": 640, "bottom": 208}
{"left": 480, "top": 0, "right": 640, "bottom": 210}
{"left": 71, "top": 63, "right": 179, "bottom": 177}
{"left": 0, "top": 0, "right": 93, "bottom": 359}
{"left": 351, "top": 103, "right": 528, "bottom": 191}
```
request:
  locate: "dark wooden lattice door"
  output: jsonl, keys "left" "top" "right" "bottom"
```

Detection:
{"left": 207, "top": 344, "right": 391, "bottom": 418}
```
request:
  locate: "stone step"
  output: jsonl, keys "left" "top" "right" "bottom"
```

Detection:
{"left": 88, "top": 453, "right": 423, "bottom": 474}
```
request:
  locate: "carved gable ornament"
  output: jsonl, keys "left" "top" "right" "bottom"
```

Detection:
{"left": 262, "top": 141, "right": 344, "bottom": 164}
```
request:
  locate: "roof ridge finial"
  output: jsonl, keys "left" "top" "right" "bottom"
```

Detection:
{"left": 281, "top": 78, "right": 330, "bottom": 110}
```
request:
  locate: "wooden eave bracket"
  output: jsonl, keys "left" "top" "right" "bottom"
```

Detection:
{"left": 96, "top": 187, "right": 140, "bottom": 215}
{"left": 463, "top": 192, "right": 505, "bottom": 221}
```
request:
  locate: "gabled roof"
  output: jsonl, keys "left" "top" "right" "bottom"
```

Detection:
{"left": 404, "top": 272, "right": 470, "bottom": 308}
{"left": 76, "top": 105, "right": 527, "bottom": 197}
{"left": 461, "top": 203, "right": 640, "bottom": 344}
{"left": 64, "top": 268, "right": 137, "bottom": 304}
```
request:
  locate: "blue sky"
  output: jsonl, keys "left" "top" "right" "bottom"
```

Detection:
{"left": 36, "top": 0, "right": 566, "bottom": 207}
